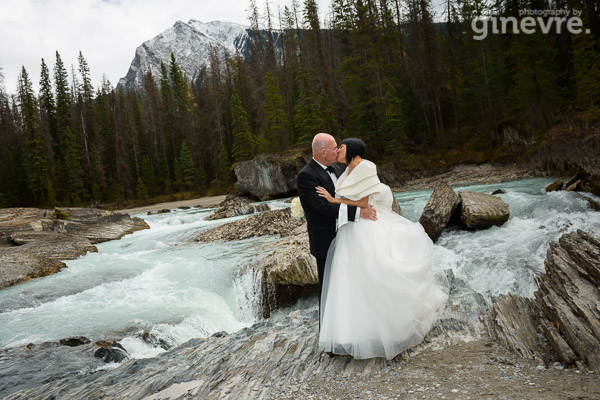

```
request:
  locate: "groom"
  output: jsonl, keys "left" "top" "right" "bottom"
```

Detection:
{"left": 297, "top": 133, "right": 377, "bottom": 312}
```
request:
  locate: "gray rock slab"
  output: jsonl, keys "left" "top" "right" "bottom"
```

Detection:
{"left": 418, "top": 182, "right": 460, "bottom": 242}
{"left": 458, "top": 191, "right": 510, "bottom": 229}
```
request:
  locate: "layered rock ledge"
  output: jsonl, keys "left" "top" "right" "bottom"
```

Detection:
{"left": 0, "top": 208, "right": 149, "bottom": 289}
{"left": 490, "top": 230, "right": 600, "bottom": 373}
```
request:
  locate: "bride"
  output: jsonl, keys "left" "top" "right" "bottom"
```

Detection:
{"left": 315, "top": 138, "right": 448, "bottom": 360}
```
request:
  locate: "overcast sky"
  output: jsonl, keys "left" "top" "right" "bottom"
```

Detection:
{"left": 0, "top": 0, "right": 443, "bottom": 95}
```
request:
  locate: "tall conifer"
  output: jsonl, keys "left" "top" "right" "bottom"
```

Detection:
{"left": 261, "top": 72, "right": 288, "bottom": 152}
{"left": 18, "top": 67, "right": 55, "bottom": 206}
{"left": 231, "top": 93, "right": 255, "bottom": 162}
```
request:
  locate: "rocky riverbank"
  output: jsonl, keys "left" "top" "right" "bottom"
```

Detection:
{"left": 2, "top": 268, "right": 599, "bottom": 400}
{"left": 1, "top": 168, "right": 599, "bottom": 399}
{"left": 0, "top": 207, "right": 149, "bottom": 289}
{"left": 0, "top": 270, "right": 487, "bottom": 399}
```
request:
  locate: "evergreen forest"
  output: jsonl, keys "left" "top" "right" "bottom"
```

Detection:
{"left": 1, "top": 0, "right": 599, "bottom": 208}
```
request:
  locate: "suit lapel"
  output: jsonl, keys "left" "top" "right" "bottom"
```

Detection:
{"left": 309, "top": 159, "right": 336, "bottom": 195}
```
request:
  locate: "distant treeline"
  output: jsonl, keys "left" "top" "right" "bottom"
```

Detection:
{"left": 1, "top": 0, "right": 599, "bottom": 208}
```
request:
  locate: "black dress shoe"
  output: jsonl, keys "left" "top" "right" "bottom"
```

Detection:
{"left": 326, "top": 351, "right": 337, "bottom": 357}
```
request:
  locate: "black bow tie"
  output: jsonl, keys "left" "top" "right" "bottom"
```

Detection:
{"left": 325, "top": 166, "right": 335, "bottom": 174}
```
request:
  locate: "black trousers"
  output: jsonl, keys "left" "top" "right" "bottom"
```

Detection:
{"left": 316, "top": 257, "right": 326, "bottom": 329}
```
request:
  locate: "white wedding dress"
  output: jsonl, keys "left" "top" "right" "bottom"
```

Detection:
{"left": 319, "top": 160, "right": 448, "bottom": 360}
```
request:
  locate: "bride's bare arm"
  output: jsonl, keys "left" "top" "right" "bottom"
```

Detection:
{"left": 315, "top": 186, "right": 369, "bottom": 208}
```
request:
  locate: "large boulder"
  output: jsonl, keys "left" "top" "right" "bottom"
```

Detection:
{"left": 418, "top": 182, "right": 460, "bottom": 242}
{"left": 458, "top": 191, "right": 510, "bottom": 229}
{"left": 0, "top": 208, "right": 149, "bottom": 289}
{"left": 490, "top": 230, "right": 600, "bottom": 372}
{"left": 249, "top": 237, "right": 318, "bottom": 318}
{"left": 193, "top": 207, "right": 314, "bottom": 317}
{"left": 233, "top": 151, "right": 309, "bottom": 200}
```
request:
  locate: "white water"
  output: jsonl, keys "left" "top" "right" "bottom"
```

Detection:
{"left": 0, "top": 178, "right": 599, "bottom": 359}
{"left": 397, "top": 178, "right": 600, "bottom": 298}
{"left": 0, "top": 208, "right": 277, "bottom": 357}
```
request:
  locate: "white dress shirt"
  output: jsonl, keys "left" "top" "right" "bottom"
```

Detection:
{"left": 313, "top": 158, "right": 360, "bottom": 229}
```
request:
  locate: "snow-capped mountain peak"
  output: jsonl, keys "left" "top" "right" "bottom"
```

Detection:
{"left": 118, "top": 20, "right": 250, "bottom": 89}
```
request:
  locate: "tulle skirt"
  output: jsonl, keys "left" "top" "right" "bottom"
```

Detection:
{"left": 319, "top": 208, "right": 448, "bottom": 360}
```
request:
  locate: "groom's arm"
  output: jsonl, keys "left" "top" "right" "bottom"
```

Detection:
{"left": 297, "top": 170, "right": 356, "bottom": 220}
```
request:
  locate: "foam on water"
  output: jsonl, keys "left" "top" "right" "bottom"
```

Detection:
{"left": 0, "top": 207, "right": 274, "bottom": 350}
{"left": 396, "top": 178, "right": 600, "bottom": 299}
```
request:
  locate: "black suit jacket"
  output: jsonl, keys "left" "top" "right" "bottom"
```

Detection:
{"left": 297, "top": 159, "right": 357, "bottom": 259}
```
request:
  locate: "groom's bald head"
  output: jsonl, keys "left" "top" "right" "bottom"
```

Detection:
{"left": 312, "top": 133, "right": 338, "bottom": 166}
{"left": 312, "top": 133, "right": 334, "bottom": 153}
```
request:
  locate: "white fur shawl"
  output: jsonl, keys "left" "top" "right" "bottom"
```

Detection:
{"left": 335, "top": 160, "right": 381, "bottom": 201}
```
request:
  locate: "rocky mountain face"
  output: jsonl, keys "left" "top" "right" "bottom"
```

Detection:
{"left": 118, "top": 20, "right": 252, "bottom": 89}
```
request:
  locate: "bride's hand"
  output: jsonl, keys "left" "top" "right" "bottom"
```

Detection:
{"left": 316, "top": 186, "right": 337, "bottom": 203}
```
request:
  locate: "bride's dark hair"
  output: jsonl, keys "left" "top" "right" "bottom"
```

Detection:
{"left": 340, "top": 138, "right": 367, "bottom": 164}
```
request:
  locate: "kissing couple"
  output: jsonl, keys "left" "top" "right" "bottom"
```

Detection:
{"left": 297, "top": 133, "right": 448, "bottom": 360}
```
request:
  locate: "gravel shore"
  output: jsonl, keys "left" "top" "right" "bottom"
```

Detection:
{"left": 268, "top": 337, "right": 600, "bottom": 400}
{"left": 115, "top": 195, "right": 227, "bottom": 215}
{"left": 393, "top": 163, "right": 538, "bottom": 193}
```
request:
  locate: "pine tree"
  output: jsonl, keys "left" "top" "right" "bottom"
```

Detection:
{"left": 179, "top": 141, "right": 195, "bottom": 191}
{"left": 261, "top": 72, "right": 289, "bottom": 153}
{"left": 77, "top": 52, "right": 93, "bottom": 102}
{"left": 217, "top": 141, "right": 233, "bottom": 185}
{"left": 92, "top": 86, "right": 114, "bottom": 199}
{"left": 381, "top": 85, "right": 407, "bottom": 157}
{"left": 77, "top": 51, "right": 94, "bottom": 176}
{"left": 231, "top": 93, "right": 255, "bottom": 162}
{"left": 17, "top": 67, "right": 55, "bottom": 206}
{"left": 142, "top": 70, "right": 169, "bottom": 191}
{"left": 139, "top": 155, "right": 158, "bottom": 197}
{"left": 303, "top": 0, "right": 335, "bottom": 124}
{"left": 159, "top": 61, "right": 176, "bottom": 173}
{"left": 169, "top": 53, "right": 191, "bottom": 136}
{"left": 54, "top": 51, "right": 85, "bottom": 202}
{"left": 38, "top": 58, "right": 57, "bottom": 179}
{"left": 293, "top": 54, "right": 326, "bottom": 146}
{"left": 54, "top": 52, "right": 74, "bottom": 144}
{"left": 136, "top": 177, "right": 149, "bottom": 201}
{"left": 63, "top": 126, "right": 85, "bottom": 204}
